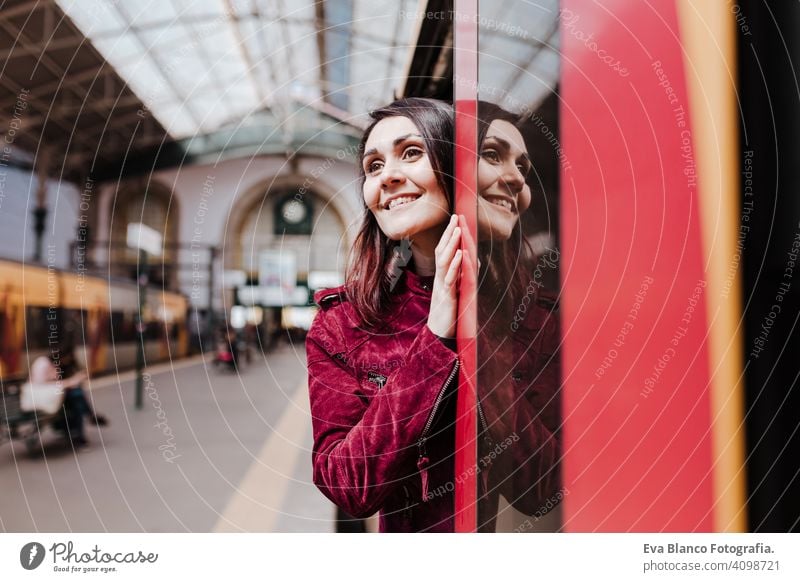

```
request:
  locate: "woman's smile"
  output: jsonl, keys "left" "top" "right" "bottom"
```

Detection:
{"left": 482, "top": 194, "right": 516, "bottom": 213}
{"left": 384, "top": 194, "right": 421, "bottom": 210}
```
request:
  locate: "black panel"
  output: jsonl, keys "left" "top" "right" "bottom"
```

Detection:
{"left": 739, "top": 0, "right": 800, "bottom": 532}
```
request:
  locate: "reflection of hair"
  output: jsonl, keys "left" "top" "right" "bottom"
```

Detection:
{"left": 347, "top": 98, "right": 454, "bottom": 327}
{"left": 477, "top": 101, "right": 537, "bottom": 326}
{"left": 477, "top": 101, "right": 520, "bottom": 151}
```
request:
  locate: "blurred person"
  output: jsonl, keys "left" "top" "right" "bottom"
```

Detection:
{"left": 214, "top": 324, "right": 239, "bottom": 370}
{"left": 29, "top": 340, "right": 107, "bottom": 449}
{"left": 243, "top": 322, "right": 257, "bottom": 363}
{"left": 226, "top": 325, "right": 240, "bottom": 365}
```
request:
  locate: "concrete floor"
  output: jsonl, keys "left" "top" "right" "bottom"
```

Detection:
{"left": 0, "top": 342, "right": 337, "bottom": 532}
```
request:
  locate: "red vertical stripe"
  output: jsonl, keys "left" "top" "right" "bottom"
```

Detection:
{"left": 453, "top": 0, "right": 478, "bottom": 533}
{"left": 560, "top": 0, "right": 715, "bottom": 530}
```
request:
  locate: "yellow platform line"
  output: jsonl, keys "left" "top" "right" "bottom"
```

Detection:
{"left": 213, "top": 379, "right": 310, "bottom": 532}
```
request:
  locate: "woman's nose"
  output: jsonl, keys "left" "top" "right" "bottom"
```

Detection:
{"left": 380, "top": 162, "right": 406, "bottom": 188}
{"left": 500, "top": 163, "right": 525, "bottom": 193}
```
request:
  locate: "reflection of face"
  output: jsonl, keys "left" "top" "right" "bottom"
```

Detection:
{"left": 362, "top": 116, "right": 450, "bottom": 243}
{"left": 478, "top": 120, "right": 532, "bottom": 241}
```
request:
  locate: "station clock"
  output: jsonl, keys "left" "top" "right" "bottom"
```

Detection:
{"left": 274, "top": 193, "right": 312, "bottom": 235}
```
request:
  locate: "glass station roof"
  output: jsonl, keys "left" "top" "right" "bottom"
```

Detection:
{"left": 55, "top": 0, "right": 417, "bottom": 139}
{"left": 478, "top": 0, "right": 560, "bottom": 115}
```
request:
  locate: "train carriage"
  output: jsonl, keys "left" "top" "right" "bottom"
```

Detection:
{"left": 0, "top": 259, "right": 188, "bottom": 385}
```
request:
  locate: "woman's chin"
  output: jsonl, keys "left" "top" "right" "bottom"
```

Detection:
{"left": 378, "top": 216, "right": 448, "bottom": 244}
{"left": 478, "top": 205, "right": 517, "bottom": 241}
{"left": 380, "top": 223, "right": 414, "bottom": 241}
{"left": 477, "top": 219, "right": 514, "bottom": 242}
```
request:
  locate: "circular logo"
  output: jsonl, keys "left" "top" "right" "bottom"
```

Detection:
{"left": 19, "top": 542, "right": 45, "bottom": 570}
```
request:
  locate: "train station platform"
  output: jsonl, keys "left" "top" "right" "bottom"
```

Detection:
{"left": 0, "top": 343, "right": 336, "bottom": 533}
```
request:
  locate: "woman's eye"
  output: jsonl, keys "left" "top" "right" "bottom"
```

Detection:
{"left": 481, "top": 149, "right": 500, "bottom": 162}
{"left": 517, "top": 162, "right": 531, "bottom": 177}
{"left": 402, "top": 146, "right": 424, "bottom": 159}
{"left": 366, "top": 160, "right": 383, "bottom": 174}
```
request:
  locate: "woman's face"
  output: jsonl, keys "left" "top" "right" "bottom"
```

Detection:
{"left": 477, "top": 120, "right": 532, "bottom": 241}
{"left": 362, "top": 115, "right": 450, "bottom": 242}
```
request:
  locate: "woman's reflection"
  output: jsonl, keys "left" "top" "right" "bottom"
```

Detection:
{"left": 475, "top": 101, "right": 562, "bottom": 532}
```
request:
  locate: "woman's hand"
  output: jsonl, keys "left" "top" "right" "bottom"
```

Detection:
{"left": 427, "top": 215, "right": 462, "bottom": 338}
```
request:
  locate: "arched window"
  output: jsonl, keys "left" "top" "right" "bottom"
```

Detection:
{"left": 110, "top": 179, "right": 178, "bottom": 287}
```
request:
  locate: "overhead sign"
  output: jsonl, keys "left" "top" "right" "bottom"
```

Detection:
{"left": 259, "top": 250, "right": 296, "bottom": 291}
{"left": 260, "top": 286, "right": 308, "bottom": 307}
{"left": 237, "top": 286, "right": 309, "bottom": 307}
{"left": 126, "top": 223, "right": 163, "bottom": 256}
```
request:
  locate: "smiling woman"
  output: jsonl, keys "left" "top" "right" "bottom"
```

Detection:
{"left": 306, "top": 98, "right": 465, "bottom": 532}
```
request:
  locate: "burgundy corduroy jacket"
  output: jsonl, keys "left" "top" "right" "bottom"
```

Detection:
{"left": 306, "top": 269, "right": 560, "bottom": 532}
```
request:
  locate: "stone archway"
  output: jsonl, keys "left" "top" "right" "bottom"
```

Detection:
{"left": 222, "top": 173, "right": 359, "bottom": 282}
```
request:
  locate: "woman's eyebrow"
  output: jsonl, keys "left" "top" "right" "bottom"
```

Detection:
{"left": 392, "top": 133, "right": 422, "bottom": 146}
{"left": 363, "top": 133, "right": 423, "bottom": 158}
{"left": 483, "top": 135, "right": 511, "bottom": 152}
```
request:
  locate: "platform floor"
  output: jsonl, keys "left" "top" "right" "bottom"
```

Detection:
{"left": 0, "top": 342, "right": 337, "bottom": 532}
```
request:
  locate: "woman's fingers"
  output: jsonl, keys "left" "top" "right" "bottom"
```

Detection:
{"left": 427, "top": 218, "right": 462, "bottom": 338}
{"left": 435, "top": 214, "right": 459, "bottom": 255}
{"left": 444, "top": 249, "right": 462, "bottom": 287}
{"left": 438, "top": 226, "right": 461, "bottom": 270}
{"left": 436, "top": 215, "right": 462, "bottom": 272}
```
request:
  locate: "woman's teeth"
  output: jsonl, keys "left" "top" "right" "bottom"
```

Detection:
{"left": 489, "top": 198, "right": 513, "bottom": 211}
{"left": 387, "top": 196, "right": 419, "bottom": 210}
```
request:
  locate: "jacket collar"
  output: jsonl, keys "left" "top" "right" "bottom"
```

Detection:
{"left": 401, "top": 266, "right": 434, "bottom": 296}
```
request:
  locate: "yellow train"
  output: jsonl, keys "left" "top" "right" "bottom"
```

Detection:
{"left": 0, "top": 259, "right": 188, "bottom": 383}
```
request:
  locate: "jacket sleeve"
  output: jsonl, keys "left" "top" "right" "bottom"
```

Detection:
{"left": 307, "top": 310, "right": 459, "bottom": 518}
{"left": 479, "top": 312, "right": 562, "bottom": 516}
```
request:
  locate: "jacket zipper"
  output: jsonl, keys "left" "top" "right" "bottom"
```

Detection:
{"left": 476, "top": 399, "right": 494, "bottom": 495}
{"left": 417, "top": 358, "right": 459, "bottom": 502}
{"left": 477, "top": 399, "right": 491, "bottom": 443}
{"left": 402, "top": 485, "right": 412, "bottom": 522}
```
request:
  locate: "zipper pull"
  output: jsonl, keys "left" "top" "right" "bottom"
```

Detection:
{"left": 479, "top": 423, "right": 493, "bottom": 497}
{"left": 417, "top": 439, "right": 430, "bottom": 502}
{"left": 367, "top": 372, "right": 387, "bottom": 389}
{"left": 480, "top": 466, "right": 490, "bottom": 496}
